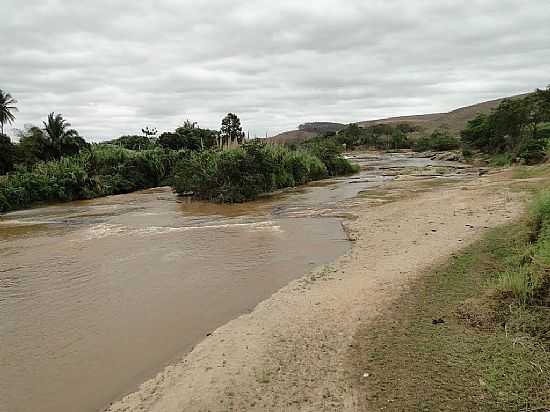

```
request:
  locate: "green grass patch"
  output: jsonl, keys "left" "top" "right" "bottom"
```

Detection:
{"left": 488, "top": 153, "right": 514, "bottom": 167}
{"left": 349, "top": 207, "right": 550, "bottom": 411}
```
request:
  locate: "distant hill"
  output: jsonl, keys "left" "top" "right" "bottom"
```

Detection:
{"left": 268, "top": 122, "right": 345, "bottom": 144}
{"left": 269, "top": 93, "right": 529, "bottom": 143}
{"left": 357, "top": 94, "right": 529, "bottom": 134}
{"left": 298, "top": 122, "right": 345, "bottom": 133}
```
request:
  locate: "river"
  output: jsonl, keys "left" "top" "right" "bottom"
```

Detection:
{"left": 0, "top": 153, "right": 467, "bottom": 412}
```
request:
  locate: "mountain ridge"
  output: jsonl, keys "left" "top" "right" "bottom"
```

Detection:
{"left": 268, "top": 92, "right": 529, "bottom": 143}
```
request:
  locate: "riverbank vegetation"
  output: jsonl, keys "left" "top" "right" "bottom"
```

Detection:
{"left": 0, "top": 90, "right": 357, "bottom": 211}
{"left": 2, "top": 86, "right": 549, "bottom": 211}
{"left": 461, "top": 87, "right": 550, "bottom": 165}
{"left": 0, "top": 146, "right": 186, "bottom": 212}
{"left": 352, "top": 176, "right": 550, "bottom": 410}
{"left": 298, "top": 87, "right": 550, "bottom": 165}
{"left": 174, "top": 140, "right": 358, "bottom": 202}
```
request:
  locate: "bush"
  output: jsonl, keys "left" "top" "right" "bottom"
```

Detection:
{"left": 413, "top": 128, "right": 460, "bottom": 152}
{"left": 0, "top": 146, "right": 185, "bottom": 213}
{"left": 517, "top": 140, "right": 547, "bottom": 165}
{"left": 304, "top": 140, "right": 359, "bottom": 176}
{"left": 460, "top": 88, "right": 550, "bottom": 162}
{"left": 173, "top": 141, "right": 355, "bottom": 203}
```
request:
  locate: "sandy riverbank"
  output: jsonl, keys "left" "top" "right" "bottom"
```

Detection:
{"left": 106, "top": 168, "right": 524, "bottom": 412}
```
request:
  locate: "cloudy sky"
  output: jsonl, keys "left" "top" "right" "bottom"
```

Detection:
{"left": 1, "top": 0, "right": 549, "bottom": 140}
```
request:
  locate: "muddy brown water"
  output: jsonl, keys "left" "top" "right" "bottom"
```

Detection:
{"left": 0, "top": 153, "right": 468, "bottom": 412}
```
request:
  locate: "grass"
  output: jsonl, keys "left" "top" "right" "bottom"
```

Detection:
{"left": 513, "top": 164, "right": 550, "bottom": 180}
{"left": 489, "top": 153, "right": 514, "bottom": 167}
{"left": 349, "top": 195, "right": 550, "bottom": 411}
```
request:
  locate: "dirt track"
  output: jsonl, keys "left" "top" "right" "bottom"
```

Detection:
{"left": 107, "top": 170, "right": 523, "bottom": 411}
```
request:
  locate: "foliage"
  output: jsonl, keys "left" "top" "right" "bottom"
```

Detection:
{"left": 108, "top": 135, "right": 155, "bottom": 150}
{"left": 11, "top": 114, "right": 89, "bottom": 166}
{"left": 220, "top": 113, "right": 245, "bottom": 147}
{"left": 141, "top": 126, "right": 158, "bottom": 138}
{"left": 494, "top": 191, "right": 550, "bottom": 305}
{"left": 159, "top": 121, "right": 218, "bottom": 151}
{"left": 412, "top": 127, "right": 460, "bottom": 152}
{"left": 0, "top": 89, "right": 18, "bottom": 135}
{"left": 488, "top": 152, "right": 513, "bottom": 167}
{"left": 461, "top": 87, "right": 550, "bottom": 163}
{"left": 14, "top": 126, "right": 52, "bottom": 166}
{"left": 174, "top": 140, "right": 356, "bottom": 203}
{"left": 42, "top": 112, "right": 89, "bottom": 158}
{"left": 0, "top": 146, "right": 186, "bottom": 213}
{"left": 301, "top": 122, "right": 420, "bottom": 151}
{"left": 303, "top": 139, "right": 359, "bottom": 176}
{"left": 0, "top": 134, "right": 16, "bottom": 175}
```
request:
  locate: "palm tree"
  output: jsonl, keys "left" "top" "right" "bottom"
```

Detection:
{"left": 43, "top": 112, "right": 86, "bottom": 158}
{"left": 0, "top": 89, "right": 18, "bottom": 135}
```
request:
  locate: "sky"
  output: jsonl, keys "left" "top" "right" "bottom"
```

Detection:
{"left": 1, "top": 0, "right": 549, "bottom": 141}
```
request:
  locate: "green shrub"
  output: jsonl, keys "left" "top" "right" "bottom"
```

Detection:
{"left": 0, "top": 146, "right": 185, "bottom": 213}
{"left": 413, "top": 128, "right": 460, "bottom": 152}
{"left": 304, "top": 140, "right": 358, "bottom": 176}
{"left": 489, "top": 153, "right": 513, "bottom": 167}
{"left": 517, "top": 140, "right": 547, "bottom": 165}
{"left": 173, "top": 141, "right": 353, "bottom": 203}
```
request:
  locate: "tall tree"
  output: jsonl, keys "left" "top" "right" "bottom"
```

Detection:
{"left": 15, "top": 126, "right": 50, "bottom": 165}
{"left": 43, "top": 112, "right": 88, "bottom": 158}
{"left": 0, "top": 89, "right": 18, "bottom": 135}
{"left": 220, "top": 113, "right": 245, "bottom": 148}
{"left": 159, "top": 122, "right": 218, "bottom": 151}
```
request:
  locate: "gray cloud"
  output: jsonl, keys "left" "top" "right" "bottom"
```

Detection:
{"left": 1, "top": 0, "right": 549, "bottom": 140}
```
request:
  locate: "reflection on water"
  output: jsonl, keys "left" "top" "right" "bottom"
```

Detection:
{"left": 0, "top": 152, "right": 466, "bottom": 412}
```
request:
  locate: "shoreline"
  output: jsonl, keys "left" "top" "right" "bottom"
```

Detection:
{"left": 106, "top": 167, "right": 524, "bottom": 411}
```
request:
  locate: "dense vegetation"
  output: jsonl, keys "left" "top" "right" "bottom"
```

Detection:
{"left": 299, "top": 122, "right": 459, "bottom": 153}
{"left": 291, "top": 87, "right": 550, "bottom": 166}
{"left": 0, "top": 145, "right": 186, "bottom": 213}
{"left": 462, "top": 87, "right": 550, "bottom": 164}
{"left": 0, "top": 89, "right": 358, "bottom": 210}
{"left": 174, "top": 140, "right": 358, "bottom": 202}
{"left": 2, "top": 85, "right": 549, "bottom": 211}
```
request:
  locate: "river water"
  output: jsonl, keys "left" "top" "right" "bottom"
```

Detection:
{"left": 0, "top": 153, "right": 466, "bottom": 412}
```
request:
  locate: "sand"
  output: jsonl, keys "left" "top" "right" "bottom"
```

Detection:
{"left": 106, "top": 169, "right": 523, "bottom": 412}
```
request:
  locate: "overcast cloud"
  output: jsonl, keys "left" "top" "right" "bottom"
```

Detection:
{"left": 1, "top": 0, "right": 549, "bottom": 140}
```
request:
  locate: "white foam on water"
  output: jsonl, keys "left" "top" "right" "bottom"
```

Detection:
{"left": 80, "top": 220, "right": 283, "bottom": 240}
{"left": 135, "top": 220, "right": 283, "bottom": 236}
{"left": 82, "top": 223, "right": 127, "bottom": 240}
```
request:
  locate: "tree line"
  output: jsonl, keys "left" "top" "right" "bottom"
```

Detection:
{"left": 0, "top": 89, "right": 248, "bottom": 176}
{"left": 461, "top": 87, "right": 550, "bottom": 164}
{"left": 294, "top": 86, "right": 550, "bottom": 164}
{"left": 0, "top": 89, "right": 357, "bottom": 211}
{"left": 300, "top": 122, "right": 459, "bottom": 153}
